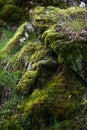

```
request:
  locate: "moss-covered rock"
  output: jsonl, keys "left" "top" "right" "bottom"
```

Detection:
{"left": 23, "top": 66, "right": 85, "bottom": 129}
{"left": 42, "top": 27, "right": 87, "bottom": 83}
{"left": 30, "top": 6, "right": 60, "bottom": 33}
{"left": 15, "top": 70, "right": 38, "bottom": 95}
{"left": 42, "top": 7, "right": 87, "bottom": 83}
{"left": 3, "top": 22, "right": 28, "bottom": 54}
{"left": 10, "top": 41, "right": 43, "bottom": 71}
{"left": 30, "top": 6, "right": 87, "bottom": 34}
{"left": 59, "top": 39, "right": 87, "bottom": 83}
{"left": 15, "top": 44, "right": 58, "bottom": 95}
{"left": 2, "top": 22, "right": 36, "bottom": 54}
{"left": 0, "top": 6, "right": 87, "bottom": 130}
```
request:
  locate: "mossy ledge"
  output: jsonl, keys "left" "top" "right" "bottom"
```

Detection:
{"left": 0, "top": 6, "right": 87, "bottom": 130}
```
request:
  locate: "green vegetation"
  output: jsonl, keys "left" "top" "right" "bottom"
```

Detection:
{"left": 0, "top": 4, "right": 23, "bottom": 25}
{"left": 0, "top": 4, "right": 87, "bottom": 130}
{"left": 0, "top": 27, "right": 14, "bottom": 50}
{"left": 3, "top": 22, "right": 28, "bottom": 54}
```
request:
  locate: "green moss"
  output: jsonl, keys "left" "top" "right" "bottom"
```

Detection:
{"left": 0, "top": 4, "right": 23, "bottom": 25}
{"left": 24, "top": 89, "right": 48, "bottom": 113}
{"left": 6, "top": 42, "right": 42, "bottom": 71}
{"left": 30, "top": 6, "right": 87, "bottom": 34}
{"left": 59, "top": 40, "right": 87, "bottom": 83}
{"left": 22, "top": 66, "right": 85, "bottom": 129}
{"left": 24, "top": 89, "right": 51, "bottom": 129}
{"left": 16, "top": 42, "right": 43, "bottom": 69}
{"left": 42, "top": 26, "right": 67, "bottom": 48}
{"left": 3, "top": 22, "right": 28, "bottom": 55}
{"left": 30, "top": 6, "right": 60, "bottom": 33}
{"left": 15, "top": 52, "right": 57, "bottom": 95}
{"left": 46, "top": 66, "right": 85, "bottom": 120}
{"left": 0, "top": 114, "right": 24, "bottom": 130}
{"left": 0, "top": 6, "right": 87, "bottom": 130}
{"left": 15, "top": 70, "right": 38, "bottom": 95}
{"left": 41, "top": 7, "right": 87, "bottom": 85}
{"left": 66, "top": 7, "right": 87, "bottom": 18}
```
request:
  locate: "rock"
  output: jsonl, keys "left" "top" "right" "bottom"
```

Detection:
{"left": 0, "top": 6, "right": 87, "bottom": 130}
{"left": 80, "top": 1, "right": 86, "bottom": 7}
{"left": 26, "top": 23, "right": 34, "bottom": 32}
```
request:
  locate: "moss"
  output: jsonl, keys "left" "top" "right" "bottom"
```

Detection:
{"left": 0, "top": 6, "right": 87, "bottom": 130}
{"left": 15, "top": 52, "right": 57, "bottom": 95}
{"left": 30, "top": 6, "right": 87, "bottom": 34}
{"left": 59, "top": 40, "right": 87, "bottom": 83}
{"left": 66, "top": 7, "right": 87, "bottom": 19}
{"left": 24, "top": 89, "right": 48, "bottom": 113}
{"left": 24, "top": 89, "right": 51, "bottom": 130}
{"left": 15, "top": 42, "right": 43, "bottom": 70}
{"left": 42, "top": 26, "right": 67, "bottom": 48}
{"left": 41, "top": 7, "right": 87, "bottom": 85}
{"left": 22, "top": 66, "right": 85, "bottom": 129}
{"left": 3, "top": 22, "right": 28, "bottom": 54}
{"left": 0, "top": 4, "right": 23, "bottom": 25}
{"left": 15, "top": 70, "right": 38, "bottom": 95}
{"left": 41, "top": 7, "right": 87, "bottom": 44}
{"left": 6, "top": 42, "right": 42, "bottom": 71}
{"left": 0, "top": 114, "right": 24, "bottom": 130}
{"left": 30, "top": 6, "right": 60, "bottom": 33}
{"left": 46, "top": 67, "right": 84, "bottom": 119}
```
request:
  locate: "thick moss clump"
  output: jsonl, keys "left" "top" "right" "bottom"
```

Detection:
{"left": 24, "top": 89, "right": 50, "bottom": 130}
{"left": 15, "top": 70, "right": 38, "bottom": 95}
{"left": 30, "top": 6, "right": 60, "bottom": 33}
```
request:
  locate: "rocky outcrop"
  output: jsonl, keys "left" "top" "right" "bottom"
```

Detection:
{"left": 0, "top": 6, "right": 87, "bottom": 130}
